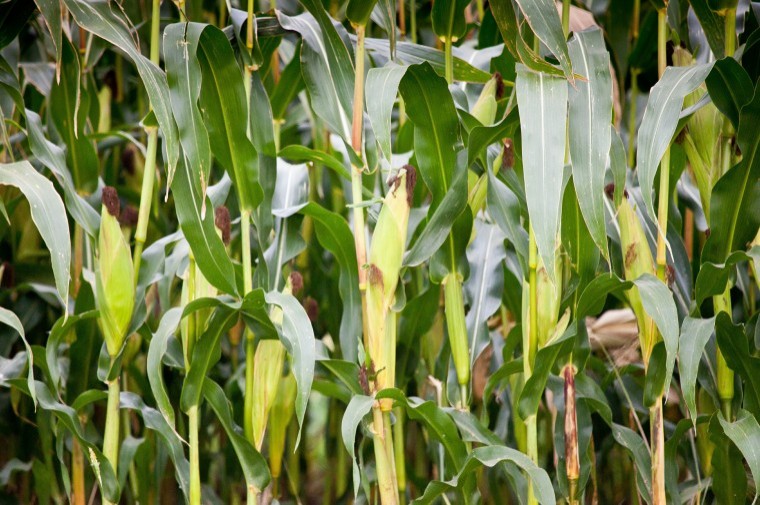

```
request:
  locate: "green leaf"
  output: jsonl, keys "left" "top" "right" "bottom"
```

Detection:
{"left": 411, "top": 445, "right": 555, "bottom": 505}
{"left": 363, "top": 38, "right": 491, "bottom": 83}
{"left": 633, "top": 274, "right": 680, "bottom": 397}
{"left": 23, "top": 109, "right": 100, "bottom": 237}
{"left": 718, "top": 409, "right": 760, "bottom": 504}
{"left": 298, "top": 203, "right": 361, "bottom": 362}
{"left": 466, "top": 110, "right": 519, "bottom": 169}
{"left": 695, "top": 248, "right": 759, "bottom": 306}
{"left": 514, "top": 0, "right": 574, "bottom": 83}
{"left": 62, "top": 0, "right": 180, "bottom": 179}
{"left": 643, "top": 341, "right": 667, "bottom": 407}
{"left": 164, "top": 23, "right": 212, "bottom": 213}
{"left": 171, "top": 156, "right": 238, "bottom": 295}
{"left": 705, "top": 58, "right": 753, "bottom": 130}
{"left": 518, "top": 324, "right": 575, "bottom": 419}
{"left": 576, "top": 273, "right": 631, "bottom": 318}
{"left": 279, "top": 5, "right": 354, "bottom": 144}
{"left": 716, "top": 312, "right": 760, "bottom": 418}
{"left": 366, "top": 63, "right": 407, "bottom": 161}
{"left": 431, "top": 0, "right": 470, "bottom": 41}
{"left": 265, "top": 290, "right": 316, "bottom": 446}
{"left": 180, "top": 304, "right": 239, "bottom": 412}
{"left": 146, "top": 308, "right": 182, "bottom": 427}
{"left": 0, "top": 161, "right": 70, "bottom": 305}
{"left": 341, "top": 394, "right": 374, "bottom": 497}
{"left": 119, "top": 392, "right": 190, "bottom": 500}
{"left": 347, "top": 0, "right": 380, "bottom": 27}
{"left": 611, "top": 423, "right": 652, "bottom": 501}
{"left": 567, "top": 28, "right": 612, "bottom": 258}
{"left": 194, "top": 24, "right": 263, "bottom": 212}
{"left": 45, "top": 310, "right": 99, "bottom": 392}
{"left": 489, "top": 0, "right": 565, "bottom": 78}
{"left": 398, "top": 63, "right": 468, "bottom": 269}
{"left": 280, "top": 145, "right": 351, "bottom": 180}
{"left": 0, "top": 0, "right": 36, "bottom": 49}
{"left": 677, "top": 317, "right": 715, "bottom": 425}
{"left": 702, "top": 81, "right": 760, "bottom": 264}
{"left": 710, "top": 414, "right": 748, "bottom": 505}
{"left": 636, "top": 63, "right": 713, "bottom": 221}
{"left": 10, "top": 380, "right": 120, "bottom": 502}
{"left": 516, "top": 64, "right": 568, "bottom": 281}
{"left": 487, "top": 168, "right": 529, "bottom": 265}
{"left": 689, "top": 0, "right": 725, "bottom": 59}
{"left": 49, "top": 39, "right": 98, "bottom": 192}
{"left": 464, "top": 221, "right": 507, "bottom": 366}
{"left": 376, "top": 388, "right": 468, "bottom": 473}
{"left": 0, "top": 307, "right": 36, "bottom": 405}
{"left": 203, "top": 379, "right": 271, "bottom": 493}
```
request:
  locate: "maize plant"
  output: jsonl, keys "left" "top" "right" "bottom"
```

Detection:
{"left": 2, "top": 0, "right": 760, "bottom": 504}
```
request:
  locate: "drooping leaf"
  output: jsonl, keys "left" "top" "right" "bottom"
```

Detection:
{"left": 677, "top": 316, "right": 715, "bottom": 425}
{"left": 0, "top": 161, "right": 70, "bottom": 305}
{"left": 366, "top": 63, "right": 407, "bottom": 161}
{"left": 567, "top": 28, "right": 612, "bottom": 258}
{"left": 62, "top": 0, "right": 180, "bottom": 179}
{"left": 265, "top": 290, "right": 316, "bottom": 446}
{"left": 298, "top": 203, "right": 361, "bottom": 362}
{"left": 203, "top": 380, "right": 270, "bottom": 493}
{"left": 171, "top": 156, "right": 238, "bottom": 295}
{"left": 146, "top": 308, "right": 182, "bottom": 427}
{"left": 341, "top": 394, "right": 374, "bottom": 497}
{"left": 611, "top": 423, "right": 652, "bottom": 501}
{"left": 710, "top": 414, "right": 748, "bottom": 505}
{"left": 489, "top": 0, "right": 565, "bottom": 78}
{"left": 717, "top": 409, "right": 760, "bottom": 504}
{"left": 516, "top": 64, "right": 568, "bottom": 281}
{"left": 279, "top": 145, "right": 351, "bottom": 180}
{"left": 636, "top": 63, "right": 713, "bottom": 221}
{"left": 0, "top": 307, "right": 36, "bottom": 405}
{"left": 278, "top": 4, "right": 354, "bottom": 144}
{"left": 705, "top": 57, "right": 753, "bottom": 130}
{"left": 715, "top": 312, "right": 760, "bottom": 418}
{"left": 23, "top": 109, "right": 100, "bottom": 236}
{"left": 49, "top": 39, "right": 98, "bottom": 192}
{"left": 513, "top": 0, "right": 574, "bottom": 83}
{"left": 702, "top": 81, "right": 760, "bottom": 264}
{"left": 412, "top": 445, "right": 555, "bottom": 505}
{"left": 376, "top": 388, "right": 468, "bottom": 473}
{"left": 633, "top": 274, "right": 680, "bottom": 398}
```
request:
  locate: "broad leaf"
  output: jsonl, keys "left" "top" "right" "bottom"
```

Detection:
{"left": 516, "top": 64, "right": 568, "bottom": 281}
{"left": 568, "top": 28, "right": 612, "bottom": 258}
{"left": 0, "top": 161, "right": 70, "bottom": 305}
{"left": 677, "top": 317, "right": 715, "bottom": 425}
{"left": 341, "top": 394, "right": 374, "bottom": 497}
{"left": 636, "top": 63, "right": 713, "bottom": 221}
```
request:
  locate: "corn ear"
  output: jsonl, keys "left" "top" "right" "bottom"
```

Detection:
{"left": 444, "top": 272, "right": 469, "bottom": 386}
{"left": 471, "top": 72, "right": 503, "bottom": 126}
{"left": 250, "top": 272, "right": 302, "bottom": 449}
{"left": 268, "top": 372, "right": 297, "bottom": 479}
{"left": 616, "top": 196, "right": 658, "bottom": 360}
{"left": 366, "top": 166, "right": 415, "bottom": 406}
{"left": 96, "top": 187, "right": 135, "bottom": 357}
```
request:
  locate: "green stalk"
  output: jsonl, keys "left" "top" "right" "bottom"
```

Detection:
{"left": 410, "top": 0, "right": 417, "bottom": 43}
{"left": 526, "top": 226, "right": 539, "bottom": 505}
{"left": 562, "top": 0, "right": 570, "bottom": 37}
{"left": 373, "top": 408, "right": 399, "bottom": 505}
{"left": 444, "top": 37, "right": 453, "bottom": 85}
{"left": 650, "top": 10, "right": 669, "bottom": 505}
{"left": 715, "top": 8, "right": 736, "bottom": 422}
{"left": 103, "top": 374, "right": 120, "bottom": 505}
{"left": 132, "top": 0, "right": 161, "bottom": 279}
{"left": 188, "top": 405, "right": 201, "bottom": 505}
{"left": 393, "top": 407, "right": 407, "bottom": 503}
